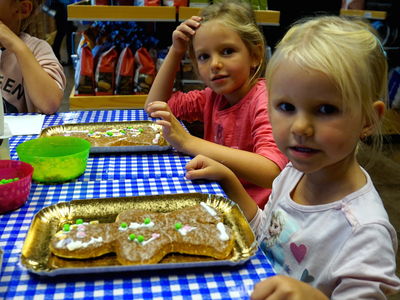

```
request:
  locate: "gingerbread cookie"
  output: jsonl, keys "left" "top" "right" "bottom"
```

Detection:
{"left": 50, "top": 203, "right": 234, "bottom": 265}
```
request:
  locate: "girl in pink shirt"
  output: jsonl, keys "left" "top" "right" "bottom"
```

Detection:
{"left": 145, "top": 0, "right": 287, "bottom": 208}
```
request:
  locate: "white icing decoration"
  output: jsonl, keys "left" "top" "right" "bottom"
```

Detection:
{"left": 149, "top": 124, "right": 159, "bottom": 131}
{"left": 200, "top": 202, "right": 217, "bottom": 217}
{"left": 56, "top": 238, "right": 70, "bottom": 248}
{"left": 127, "top": 128, "right": 141, "bottom": 137}
{"left": 152, "top": 133, "right": 160, "bottom": 144}
{"left": 128, "top": 221, "right": 155, "bottom": 229}
{"left": 76, "top": 231, "right": 86, "bottom": 238}
{"left": 65, "top": 236, "right": 103, "bottom": 251}
{"left": 141, "top": 233, "right": 160, "bottom": 246}
{"left": 178, "top": 225, "right": 196, "bottom": 235}
{"left": 217, "top": 222, "right": 229, "bottom": 241}
{"left": 69, "top": 130, "right": 90, "bottom": 133}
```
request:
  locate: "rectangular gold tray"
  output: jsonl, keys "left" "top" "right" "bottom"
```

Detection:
{"left": 40, "top": 121, "right": 171, "bottom": 153}
{"left": 21, "top": 193, "right": 257, "bottom": 276}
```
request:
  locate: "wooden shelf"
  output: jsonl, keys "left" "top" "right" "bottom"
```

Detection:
{"left": 68, "top": 3, "right": 176, "bottom": 21}
{"left": 68, "top": 3, "right": 280, "bottom": 24}
{"left": 178, "top": 7, "right": 280, "bottom": 25}
{"left": 69, "top": 88, "right": 147, "bottom": 110}
{"left": 340, "top": 9, "right": 386, "bottom": 20}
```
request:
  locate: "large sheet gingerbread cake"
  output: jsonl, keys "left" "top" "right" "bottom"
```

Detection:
{"left": 40, "top": 121, "right": 171, "bottom": 153}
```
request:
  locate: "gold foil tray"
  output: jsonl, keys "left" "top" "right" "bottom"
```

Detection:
{"left": 21, "top": 193, "right": 257, "bottom": 276}
{"left": 40, "top": 121, "right": 171, "bottom": 153}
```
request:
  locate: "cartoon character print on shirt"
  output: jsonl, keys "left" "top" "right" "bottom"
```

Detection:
{"left": 261, "top": 209, "right": 298, "bottom": 274}
{"left": 261, "top": 209, "right": 315, "bottom": 283}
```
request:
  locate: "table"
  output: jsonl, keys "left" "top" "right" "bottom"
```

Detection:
{"left": 0, "top": 110, "right": 275, "bottom": 299}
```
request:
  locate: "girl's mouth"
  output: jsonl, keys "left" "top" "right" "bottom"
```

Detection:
{"left": 211, "top": 75, "right": 228, "bottom": 81}
{"left": 288, "top": 146, "right": 320, "bottom": 159}
{"left": 290, "top": 146, "right": 318, "bottom": 153}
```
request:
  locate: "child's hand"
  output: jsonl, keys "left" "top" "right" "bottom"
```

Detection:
{"left": 251, "top": 275, "right": 329, "bottom": 300}
{"left": 0, "top": 21, "right": 24, "bottom": 51}
{"left": 171, "top": 16, "right": 202, "bottom": 55}
{"left": 147, "top": 101, "right": 191, "bottom": 152}
{"left": 185, "top": 154, "right": 233, "bottom": 182}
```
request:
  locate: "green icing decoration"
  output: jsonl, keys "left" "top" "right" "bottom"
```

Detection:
{"left": 138, "top": 128, "right": 144, "bottom": 133}
{"left": 76, "top": 219, "right": 83, "bottom": 224}
{"left": 175, "top": 222, "right": 182, "bottom": 230}
{"left": 129, "top": 233, "right": 136, "bottom": 241}
{"left": 120, "top": 222, "right": 127, "bottom": 229}
{"left": 63, "top": 224, "right": 70, "bottom": 231}
{"left": 106, "top": 132, "right": 113, "bottom": 136}
{"left": 144, "top": 217, "right": 151, "bottom": 224}
{"left": 137, "top": 235, "right": 144, "bottom": 243}
{"left": 120, "top": 130, "right": 126, "bottom": 134}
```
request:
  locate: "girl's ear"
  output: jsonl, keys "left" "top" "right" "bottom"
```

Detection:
{"left": 251, "top": 44, "right": 263, "bottom": 69}
{"left": 18, "top": 0, "right": 33, "bottom": 20}
{"left": 361, "top": 100, "right": 385, "bottom": 137}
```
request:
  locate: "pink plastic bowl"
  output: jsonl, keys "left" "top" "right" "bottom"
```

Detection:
{"left": 0, "top": 160, "right": 34, "bottom": 214}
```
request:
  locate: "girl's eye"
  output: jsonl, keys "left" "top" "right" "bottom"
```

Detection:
{"left": 197, "top": 54, "right": 209, "bottom": 62}
{"left": 319, "top": 105, "right": 339, "bottom": 115}
{"left": 277, "top": 103, "right": 295, "bottom": 112}
{"left": 222, "top": 48, "right": 235, "bottom": 55}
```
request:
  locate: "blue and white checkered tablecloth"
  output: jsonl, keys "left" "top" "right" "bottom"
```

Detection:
{"left": 0, "top": 110, "right": 275, "bottom": 299}
{"left": 9, "top": 110, "right": 193, "bottom": 181}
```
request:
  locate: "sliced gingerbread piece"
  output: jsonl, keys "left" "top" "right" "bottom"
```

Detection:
{"left": 50, "top": 220, "right": 116, "bottom": 259}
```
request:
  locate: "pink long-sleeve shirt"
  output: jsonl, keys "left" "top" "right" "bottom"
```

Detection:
{"left": 168, "top": 79, "right": 288, "bottom": 208}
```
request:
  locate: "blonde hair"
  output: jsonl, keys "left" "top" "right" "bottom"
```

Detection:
{"left": 188, "top": 0, "right": 266, "bottom": 86}
{"left": 266, "top": 16, "right": 388, "bottom": 152}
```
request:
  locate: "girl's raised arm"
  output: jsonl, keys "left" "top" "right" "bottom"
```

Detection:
{"left": 145, "top": 16, "right": 201, "bottom": 110}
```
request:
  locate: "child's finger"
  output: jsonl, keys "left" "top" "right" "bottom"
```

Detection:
{"left": 185, "top": 166, "right": 212, "bottom": 181}
{"left": 147, "top": 101, "right": 170, "bottom": 111}
{"left": 150, "top": 110, "right": 172, "bottom": 121}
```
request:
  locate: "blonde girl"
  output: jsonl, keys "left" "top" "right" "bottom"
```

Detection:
{"left": 185, "top": 16, "right": 400, "bottom": 299}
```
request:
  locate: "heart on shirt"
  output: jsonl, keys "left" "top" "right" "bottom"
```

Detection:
{"left": 300, "top": 269, "right": 315, "bottom": 283}
{"left": 290, "top": 242, "right": 307, "bottom": 263}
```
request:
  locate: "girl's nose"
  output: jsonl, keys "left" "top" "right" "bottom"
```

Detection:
{"left": 291, "top": 115, "right": 314, "bottom": 137}
{"left": 210, "top": 56, "right": 222, "bottom": 72}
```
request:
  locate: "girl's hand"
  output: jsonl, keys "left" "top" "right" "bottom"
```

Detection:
{"left": 251, "top": 275, "right": 329, "bottom": 300}
{"left": 147, "top": 101, "right": 191, "bottom": 152}
{"left": 0, "top": 21, "right": 24, "bottom": 51}
{"left": 185, "top": 154, "right": 233, "bottom": 182}
{"left": 171, "top": 16, "right": 202, "bottom": 55}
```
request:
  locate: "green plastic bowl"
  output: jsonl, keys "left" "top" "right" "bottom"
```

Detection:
{"left": 16, "top": 136, "right": 91, "bottom": 183}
